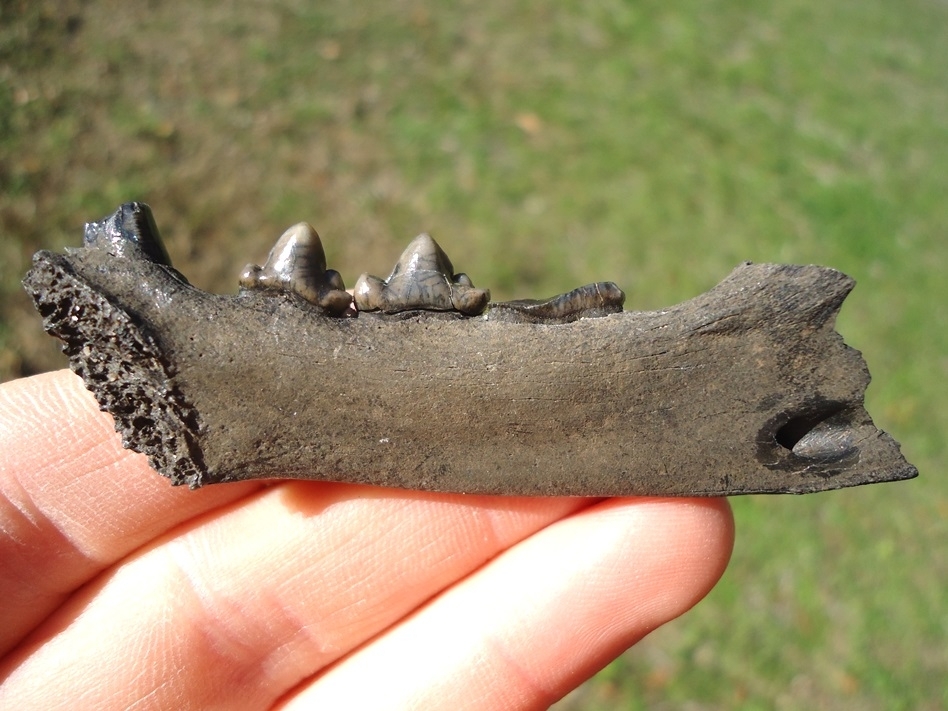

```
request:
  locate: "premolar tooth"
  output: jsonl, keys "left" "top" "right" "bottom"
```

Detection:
{"left": 354, "top": 233, "right": 489, "bottom": 315}
{"left": 240, "top": 222, "right": 352, "bottom": 316}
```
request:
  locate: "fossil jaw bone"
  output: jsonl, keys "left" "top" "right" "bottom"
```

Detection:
{"left": 22, "top": 202, "right": 918, "bottom": 495}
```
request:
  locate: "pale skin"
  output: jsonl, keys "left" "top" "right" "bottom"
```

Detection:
{"left": 0, "top": 370, "right": 734, "bottom": 710}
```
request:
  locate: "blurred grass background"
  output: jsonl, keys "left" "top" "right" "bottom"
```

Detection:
{"left": 1, "top": 0, "right": 945, "bottom": 708}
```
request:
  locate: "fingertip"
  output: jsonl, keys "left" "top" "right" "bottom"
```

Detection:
{"left": 653, "top": 497, "right": 734, "bottom": 624}
{"left": 659, "top": 496, "right": 735, "bottom": 601}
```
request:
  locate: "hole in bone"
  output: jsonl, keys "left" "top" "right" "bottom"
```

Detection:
{"left": 775, "top": 404, "right": 847, "bottom": 452}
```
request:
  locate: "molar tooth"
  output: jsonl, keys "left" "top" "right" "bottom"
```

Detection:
{"left": 487, "top": 282, "right": 626, "bottom": 324}
{"left": 354, "top": 233, "right": 489, "bottom": 315}
{"left": 239, "top": 222, "right": 352, "bottom": 316}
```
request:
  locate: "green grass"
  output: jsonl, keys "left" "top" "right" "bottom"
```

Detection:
{"left": 2, "top": 0, "right": 946, "bottom": 708}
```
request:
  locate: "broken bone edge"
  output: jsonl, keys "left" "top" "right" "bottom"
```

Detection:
{"left": 24, "top": 251, "right": 209, "bottom": 488}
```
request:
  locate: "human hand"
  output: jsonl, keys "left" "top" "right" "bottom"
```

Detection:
{"left": 0, "top": 370, "right": 733, "bottom": 710}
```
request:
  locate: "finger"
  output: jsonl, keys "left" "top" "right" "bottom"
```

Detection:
{"left": 0, "top": 370, "right": 261, "bottom": 654}
{"left": 0, "top": 482, "right": 591, "bottom": 710}
{"left": 283, "top": 497, "right": 734, "bottom": 710}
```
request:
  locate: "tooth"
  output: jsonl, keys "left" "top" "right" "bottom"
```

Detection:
{"left": 354, "top": 233, "right": 489, "bottom": 315}
{"left": 83, "top": 202, "right": 173, "bottom": 266}
{"left": 489, "top": 282, "right": 625, "bottom": 324}
{"left": 240, "top": 222, "right": 351, "bottom": 316}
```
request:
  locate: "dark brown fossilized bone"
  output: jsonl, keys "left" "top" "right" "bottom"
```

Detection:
{"left": 23, "top": 203, "right": 916, "bottom": 495}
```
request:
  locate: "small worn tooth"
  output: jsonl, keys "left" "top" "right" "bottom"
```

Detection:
{"left": 83, "top": 202, "right": 173, "bottom": 266}
{"left": 452, "top": 286, "right": 490, "bottom": 315}
{"left": 239, "top": 222, "right": 352, "bottom": 316}
{"left": 353, "top": 272, "right": 384, "bottom": 309}
{"left": 354, "top": 233, "right": 488, "bottom": 315}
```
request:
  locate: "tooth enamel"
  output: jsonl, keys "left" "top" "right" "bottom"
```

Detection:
{"left": 354, "top": 233, "right": 489, "bottom": 315}
{"left": 239, "top": 222, "right": 352, "bottom": 316}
